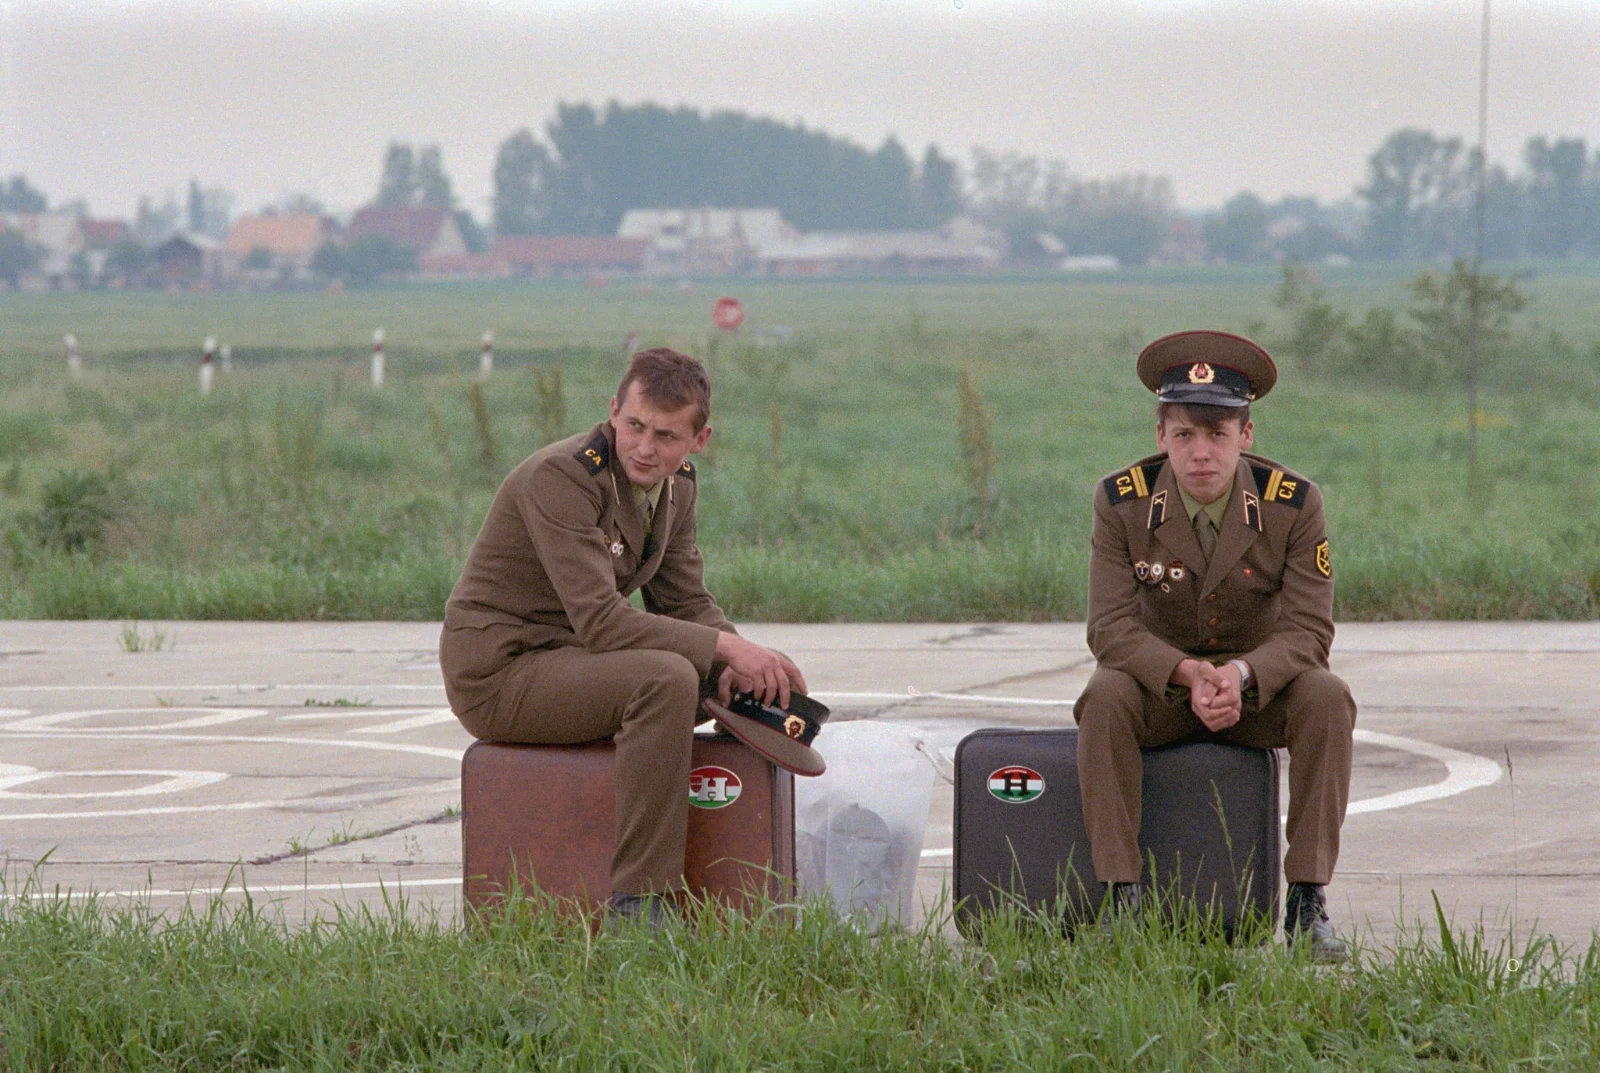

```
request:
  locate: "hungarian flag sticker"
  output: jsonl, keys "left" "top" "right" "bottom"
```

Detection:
{"left": 988, "top": 766, "right": 1045, "bottom": 803}
{"left": 688, "top": 766, "right": 743, "bottom": 810}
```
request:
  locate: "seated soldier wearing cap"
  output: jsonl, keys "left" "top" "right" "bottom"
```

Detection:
{"left": 440, "top": 347, "right": 806, "bottom": 926}
{"left": 1074, "top": 331, "right": 1357, "bottom": 962}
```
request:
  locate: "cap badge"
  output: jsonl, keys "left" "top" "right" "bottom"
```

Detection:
{"left": 1188, "top": 362, "right": 1216, "bottom": 385}
{"left": 784, "top": 714, "right": 806, "bottom": 739}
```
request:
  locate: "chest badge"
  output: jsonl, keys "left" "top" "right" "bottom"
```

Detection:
{"left": 1168, "top": 562, "right": 1186, "bottom": 581}
{"left": 610, "top": 538, "right": 625, "bottom": 558}
{"left": 1134, "top": 561, "right": 1151, "bottom": 583}
{"left": 1149, "top": 562, "right": 1165, "bottom": 583}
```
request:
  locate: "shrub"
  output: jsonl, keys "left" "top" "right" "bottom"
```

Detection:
{"left": 29, "top": 470, "right": 123, "bottom": 553}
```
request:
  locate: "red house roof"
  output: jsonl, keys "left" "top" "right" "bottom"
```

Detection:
{"left": 347, "top": 205, "right": 451, "bottom": 251}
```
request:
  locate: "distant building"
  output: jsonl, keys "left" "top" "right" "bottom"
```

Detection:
{"left": 0, "top": 210, "right": 86, "bottom": 283}
{"left": 80, "top": 218, "right": 131, "bottom": 249}
{"left": 618, "top": 208, "right": 797, "bottom": 275}
{"left": 488, "top": 235, "right": 650, "bottom": 279}
{"left": 347, "top": 205, "right": 466, "bottom": 259}
{"left": 1058, "top": 255, "right": 1121, "bottom": 272}
{"left": 150, "top": 231, "right": 226, "bottom": 288}
{"left": 226, "top": 212, "right": 339, "bottom": 279}
{"left": 1152, "top": 217, "right": 1208, "bottom": 267}
{"left": 756, "top": 217, "right": 1002, "bottom": 276}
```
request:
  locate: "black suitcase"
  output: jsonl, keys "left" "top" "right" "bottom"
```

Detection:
{"left": 953, "top": 727, "right": 1279, "bottom": 937}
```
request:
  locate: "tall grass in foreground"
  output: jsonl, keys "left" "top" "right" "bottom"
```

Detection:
{"left": 0, "top": 880, "right": 1595, "bottom": 1070}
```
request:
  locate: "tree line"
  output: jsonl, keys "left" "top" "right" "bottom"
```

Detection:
{"left": 6, "top": 109, "right": 1600, "bottom": 273}
{"left": 490, "top": 101, "right": 962, "bottom": 237}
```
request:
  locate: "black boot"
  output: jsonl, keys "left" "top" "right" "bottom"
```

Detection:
{"left": 1098, "top": 881, "right": 1142, "bottom": 935}
{"left": 604, "top": 892, "right": 677, "bottom": 935}
{"left": 1284, "top": 882, "right": 1348, "bottom": 963}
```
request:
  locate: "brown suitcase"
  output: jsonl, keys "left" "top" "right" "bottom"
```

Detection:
{"left": 462, "top": 733, "right": 795, "bottom": 916}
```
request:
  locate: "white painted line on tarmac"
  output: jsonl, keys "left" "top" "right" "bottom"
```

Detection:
{"left": 0, "top": 784, "right": 446, "bottom": 821}
{"left": 0, "top": 710, "right": 31, "bottom": 720}
{"left": 281, "top": 708, "right": 441, "bottom": 721}
{"left": 816, "top": 690, "right": 1076, "bottom": 707}
{"left": 6, "top": 877, "right": 464, "bottom": 902}
{"left": 1347, "top": 729, "right": 1502, "bottom": 815}
{"left": 353, "top": 710, "right": 458, "bottom": 735}
{"left": 3, "top": 708, "right": 268, "bottom": 732}
{"left": 0, "top": 684, "right": 446, "bottom": 693}
{"left": 0, "top": 769, "right": 229, "bottom": 800}
{"left": 0, "top": 730, "right": 464, "bottom": 761}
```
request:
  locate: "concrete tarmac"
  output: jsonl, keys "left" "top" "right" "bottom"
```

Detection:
{"left": 1, "top": 621, "right": 1596, "bottom": 952}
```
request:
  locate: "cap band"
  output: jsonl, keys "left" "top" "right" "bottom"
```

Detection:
{"left": 720, "top": 692, "right": 829, "bottom": 746}
{"left": 1157, "top": 362, "right": 1253, "bottom": 406}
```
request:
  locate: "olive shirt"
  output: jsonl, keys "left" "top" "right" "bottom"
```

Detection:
{"left": 440, "top": 421, "right": 736, "bottom": 723}
{"left": 1086, "top": 451, "right": 1335, "bottom": 710}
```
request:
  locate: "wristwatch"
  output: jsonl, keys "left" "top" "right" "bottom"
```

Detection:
{"left": 1228, "top": 659, "right": 1253, "bottom": 688}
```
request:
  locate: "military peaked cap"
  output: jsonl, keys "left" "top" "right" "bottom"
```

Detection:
{"left": 1137, "top": 330, "right": 1277, "bottom": 407}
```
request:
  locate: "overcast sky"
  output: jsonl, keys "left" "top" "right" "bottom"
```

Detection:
{"left": 2, "top": 0, "right": 1598, "bottom": 221}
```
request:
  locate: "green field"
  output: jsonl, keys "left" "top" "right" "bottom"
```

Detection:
{"left": 2, "top": 264, "right": 1599, "bottom": 621}
{"left": 0, "top": 883, "right": 1595, "bottom": 1071}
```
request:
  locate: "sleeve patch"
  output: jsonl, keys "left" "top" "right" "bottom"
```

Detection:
{"left": 1251, "top": 465, "right": 1309, "bottom": 509}
{"left": 678, "top": 459, "right": 696, "bottom": 481}
{"left": 575, "top": 431, "right": 609, "bottom": 475}
{"left": 1314, "top": 539, "right": 1332, "bottom": 578}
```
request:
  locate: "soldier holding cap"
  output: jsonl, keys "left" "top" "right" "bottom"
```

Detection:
{"left": 1074, "top": 330, "right": 1356, "bottom": 961}
{"left": 440, "top": 347, "right": 807, "bottom": 926}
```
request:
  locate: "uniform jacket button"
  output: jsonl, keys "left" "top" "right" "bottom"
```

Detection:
{"left": 1207, "top": 616, "right": 1220, "bottom": 627}
{"left": 1206, "top": 593, "right": 1219, "bottom": 603}
{"left": 1207, "top": 637, "right": 1219, "bottom": 647}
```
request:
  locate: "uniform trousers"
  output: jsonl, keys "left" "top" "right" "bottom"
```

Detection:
{"left": 1073, "top": 665, "right": 1357, "bottom": 886}
{"left": 453, "top": 644, "right": 704, "bottom": 897}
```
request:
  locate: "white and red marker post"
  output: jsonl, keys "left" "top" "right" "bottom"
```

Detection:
{"left": 479, "top": 329, "right": 494, "bottom": 380}
{"left": 371, "top": 328, "right": 386, "bottom": 389}
{"left": 200, "top": 335, "right": 216, "bottom": 396}
{"left": 64, "top": 333, "right": 81, "bottom": 379}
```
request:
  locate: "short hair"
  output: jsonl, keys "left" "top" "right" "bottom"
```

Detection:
{"left": 616, "top": 347, "right": 712, "bottom": 430}
{"left": 1157, "top": 401, "right": 1250, "bottom": 431}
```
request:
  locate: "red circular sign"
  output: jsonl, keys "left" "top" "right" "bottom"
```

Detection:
{"left": 711, "top": 296, "right": 745, "bottom": 331}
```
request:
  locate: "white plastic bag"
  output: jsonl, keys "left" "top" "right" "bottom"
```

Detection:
{"left": 795, "top": 721, "right": 936, "bottom": 922}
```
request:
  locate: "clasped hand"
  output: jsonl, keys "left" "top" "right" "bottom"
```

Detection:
{"left": 1179, "top": 659, "right": 1243, "bottom": 731}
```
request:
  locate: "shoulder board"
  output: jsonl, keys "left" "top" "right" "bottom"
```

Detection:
{"left": 1250, "top": 465, "right": 1309, "bottom": 509}
{"left": 677, "top": 459, "right": 696, "bottom": 481}
{"left": 574, "top": 430, "right": 609, "bottom": 475}
{"left": 1102, "top": 461, "right": 1162, "bottom": 504}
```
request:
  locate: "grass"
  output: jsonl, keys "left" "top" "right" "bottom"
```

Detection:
{"left": 1, "top": 268, "right": 1599, "bottom": 621}
{"left": 0, "top": 876, "right": 1595, "bottom": 1070}
{"left": 115, "top": 621, "right": 172, "bottom": 653}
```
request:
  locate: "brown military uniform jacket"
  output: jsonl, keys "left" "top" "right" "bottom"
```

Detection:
{"left": 440, "top": 421, "right": 736, "bottom": 721}
{"left": 1086, "top": 450, "right": 1334, "bottom": 709}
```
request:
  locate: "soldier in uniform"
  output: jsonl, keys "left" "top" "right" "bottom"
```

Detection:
{"left": 1074, "top": 330, "right": 1356, "bottom": 961}
{"left": 440, "top": 347, "right": 805, "bottom": 925}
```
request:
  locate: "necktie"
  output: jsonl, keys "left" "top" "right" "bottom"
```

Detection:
{"left": 1195, "top": 512, "right": 1217, "bottom": 560}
